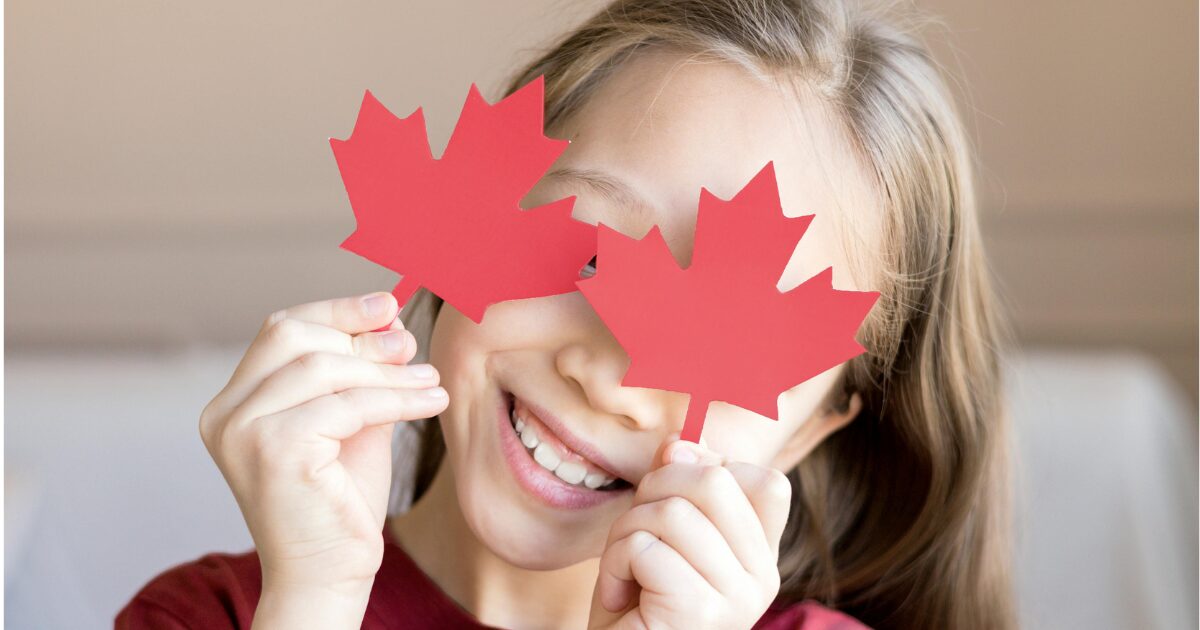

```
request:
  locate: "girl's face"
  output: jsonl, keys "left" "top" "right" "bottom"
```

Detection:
{"left": 428, "top": 50, "right": 880, "bottom": 570}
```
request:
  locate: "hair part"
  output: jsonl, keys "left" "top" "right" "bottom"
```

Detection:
{"left": 403, "top": 1, "right": 1015, "bottom": 627}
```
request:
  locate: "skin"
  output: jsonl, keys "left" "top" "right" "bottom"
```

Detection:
{"left": 201, "top": 50, "right": 880, "bottom": 629}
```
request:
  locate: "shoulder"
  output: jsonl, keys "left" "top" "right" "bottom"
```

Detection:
{"left": 754, "top": 599, "right": 871, "bottom": 630}
{"left": 115, "top": 548, "right": 262, "bottom": 629}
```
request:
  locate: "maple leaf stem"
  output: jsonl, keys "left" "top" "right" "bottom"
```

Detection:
{"left": 680, "top": 396, "right": 709, "bottom": 443}
{"left": 391, "top": 275, "right": 421, "bottom": 310}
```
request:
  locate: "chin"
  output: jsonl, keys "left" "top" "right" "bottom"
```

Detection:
{"left": 441, "top": 383, "right": 635, "bottom": 571}
{"left": 458, "top": 482, "right": 609, "bottom": 570}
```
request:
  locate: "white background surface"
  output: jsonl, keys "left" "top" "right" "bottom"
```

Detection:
{"left": 4, "top": 348, "right": 1197, "bottom": 629}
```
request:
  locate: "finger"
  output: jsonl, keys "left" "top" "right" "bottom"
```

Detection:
{"left": 634, "top": 459, "right": 770, "bottom": 576}
{"left": 234, "top": 353, "right": 439, "bottom": 425}
{"left": 261, "top": 386, "right": 449, "bottom": 445}
{"left": 597, "top": 530, "right": 711, "bottom": 613}
{"left": 364, "top": 307, "right": 408, "bottom": 333}
{"left": 662, "top": 438, "right": 723, "bottom": 467}
{"left": 263, "top": 292, "right": 399, "bottom": 335}
{"left": 350, "top": 329, "right": 417, "bottom": 364}
{"left": 605, "top": 497, "right": 743, "bottom": 594}
{"left": 219, "top": 320, "right": 417, "bottom": 413}
{"left": 649, "top": 433, "right": 719, "bottom": 470}
{"left": 722, "top": 462, "right": 793, "bottom": 557}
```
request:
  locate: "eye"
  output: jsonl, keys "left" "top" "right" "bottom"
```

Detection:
{"left": 579, "top": 255, "right": 598, "bottom": 279}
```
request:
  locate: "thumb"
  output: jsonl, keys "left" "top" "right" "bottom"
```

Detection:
{"left": 654, "top": 432, "right": 724, "bottom": 470}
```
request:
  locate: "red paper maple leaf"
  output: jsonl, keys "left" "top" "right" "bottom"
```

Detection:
{"left": 577, "top": 163, "right": 879, "bottom": 442}
{"left": 330, "top": 76, "right": 596, "bottom": 323}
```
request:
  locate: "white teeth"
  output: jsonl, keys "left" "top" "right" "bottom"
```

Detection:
{"left": 583, "top": 472, "right": 608, "bottom": 489}
{"left": 555, "top": 461, "right": 587, "bottom": 485}
{"left": 520, "top": 425, "right": 540, "bottom": 449}
{"left": 511, "top": 403, "right": 618, "bottom": 490}
{"left": 533, "top": 442, "right": 561, "bottom": 471}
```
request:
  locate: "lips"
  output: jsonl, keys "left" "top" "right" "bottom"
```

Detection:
{"left": 496, "top": 388, "right": 633, "bottom": 509}
{"left": 510, "top": 396, "right": 629, "bottom": 490}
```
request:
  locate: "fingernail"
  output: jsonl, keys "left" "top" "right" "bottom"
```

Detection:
{"left": 670, "top": 442, "right": 699, "bottom": 463}
{"left": 426, "top": 387, "right": 448, "bottom": 399}
{"left": 379, "top": 331, "right": 407, "bottom": 354}
{"left": 409, "top": 363, "right": 435, "bottom": 378}
{"left": 363, "top": 293, "right": 390, "bottom": 317}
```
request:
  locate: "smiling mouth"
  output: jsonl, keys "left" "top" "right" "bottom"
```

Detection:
{"left": 503, "top": 391, "right": 632, "bottom": 493}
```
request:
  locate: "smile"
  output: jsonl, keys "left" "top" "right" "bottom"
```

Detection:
{"left": 496, "top": 388, "right": 632, "bottom": 509}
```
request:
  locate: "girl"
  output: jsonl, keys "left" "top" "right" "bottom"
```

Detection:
{"left": 118, "top": 0, "right": 1013, "bottom": 628}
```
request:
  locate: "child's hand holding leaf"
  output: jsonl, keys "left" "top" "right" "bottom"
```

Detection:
{"left": 198, "top": 293, "right": 448, "bottom": 629}
{"left": 588, "top": 437, "right": 791, "bottom": 629}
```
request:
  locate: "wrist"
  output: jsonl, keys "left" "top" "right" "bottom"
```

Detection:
{"left": 253, "top": 579, "right": 374, "bottom": 630}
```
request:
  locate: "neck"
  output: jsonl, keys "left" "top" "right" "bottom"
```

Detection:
{"left": 388, "top": 459, "right": 599, "bottom": 629}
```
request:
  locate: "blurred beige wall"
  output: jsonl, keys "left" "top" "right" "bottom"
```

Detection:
{"left": 6, "top": 0, "right": 1197, "bottom": 397}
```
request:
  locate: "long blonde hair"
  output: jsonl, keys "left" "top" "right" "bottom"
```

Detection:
{"left": 402, "top": 1, "right": 1015, "bottom": 627}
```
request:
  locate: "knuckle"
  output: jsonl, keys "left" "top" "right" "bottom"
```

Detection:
{"left": 659, "top": 496, "right": 694, "bottom": 526}
{"left": 198, "top": 418, "right": 217, "bottom": 453}
{"left": 266, "top": 317, "right": 306, "bottom": 348}
{"left": 262, "top": 308, "right": 288, "bottom": 331}
{"left": 698, "top": 463, "right": 734, "bottom": 491}
{"left": 296, "top": 350, "right": 334, "bottom": 377}
{"left": 199, "top": 422, "right": 219, "bottom": 454}
{"left": 761, "top": 468, "right": 793, "bottom": 503}
{"left": 198, "top": 399, "right": 219, "bottom": 443}
{"left": 628, "top": 530, "right": 658, "bottom": 554}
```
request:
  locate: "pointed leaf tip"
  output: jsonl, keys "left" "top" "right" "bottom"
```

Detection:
{"left": 733, "top": 162, "right": 781, "bottom": 204}
{"left": 465, "top": 82, "right": 486, "bottom": 103}
{"left": 810, "top": 267, "right": 835, "bottom": 287}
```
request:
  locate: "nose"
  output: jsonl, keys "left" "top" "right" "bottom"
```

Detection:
{"left": 555, "top": 339, "right": 684, "bottom": 432}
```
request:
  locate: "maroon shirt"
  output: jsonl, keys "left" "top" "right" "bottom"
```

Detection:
{"left": 116, "top": 526, "right": 868, "bottom": 629}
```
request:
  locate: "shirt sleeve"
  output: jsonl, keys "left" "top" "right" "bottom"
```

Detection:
{"left": 115, "top": 600, "right": 193, "bottom": 630}
{"left": 114, "top": 551, "right": 262, "bottom": 630}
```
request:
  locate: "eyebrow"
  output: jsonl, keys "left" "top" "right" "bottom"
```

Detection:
{"left": 543, "top": 167, "right": 655, "bottom": 217}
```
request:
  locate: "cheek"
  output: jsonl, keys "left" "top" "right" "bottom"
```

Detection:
{"left": 427, "top": 301, "right": 545, "bottom": 403}
{"left": 428, "top": 304, "right": 479, "bottom": 377}
{"left": 701, "top": 406, "right": 801, "bottom": 465}
{"left": 423, "top": 297, "right": 592, "bottom": 466}
{"left": 426, "top": 306, "right": 499, "bottom": 471}
{"left": 700, "top": 369, "right": 838, "bottom": 465}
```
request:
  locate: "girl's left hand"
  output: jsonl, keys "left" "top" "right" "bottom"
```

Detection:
{"left": 588, "top": 438, "right": 792, "bottom": 630}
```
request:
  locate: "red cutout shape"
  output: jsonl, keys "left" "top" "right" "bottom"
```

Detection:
{"left": 577, "top": 163, "right": 880, "bottom": 442}
{"left": 330, "top": 76, "right": 596, "bottom": 323}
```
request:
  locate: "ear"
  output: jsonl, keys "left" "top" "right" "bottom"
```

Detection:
{"left": 769, "top": 392, "right": 863, "bottom": 471}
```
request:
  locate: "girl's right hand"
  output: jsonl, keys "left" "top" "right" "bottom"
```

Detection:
{"left": 198, "top": 292, "right": 449, "bottom": 627}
